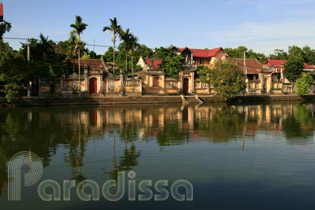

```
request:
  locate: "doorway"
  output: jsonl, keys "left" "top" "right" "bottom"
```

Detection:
{"left": 183, "top": 78, "right": 189, "bottom": 94}
{"left": 89, "top": 78, "right": 97, "bottom": 94}
{"left": 153, "top": 77, "right": 159, "bottom": 87}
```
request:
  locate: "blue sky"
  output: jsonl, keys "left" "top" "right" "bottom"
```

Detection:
{"left": 2, "top": 0, "right": 315, "bottom": 55}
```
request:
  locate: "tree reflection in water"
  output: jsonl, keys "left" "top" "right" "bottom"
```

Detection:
{"left": 0, "top": 103, "right": 314, "bottom": 197}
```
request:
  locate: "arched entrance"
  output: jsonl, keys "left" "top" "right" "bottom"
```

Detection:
{"left": 89, "top": 78, "right": 97, "bottom": 94}
{"left": 183, "top": 78, "right": 189, "bottom": 94}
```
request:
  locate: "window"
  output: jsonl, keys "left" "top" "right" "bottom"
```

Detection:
{"left": 200, "top": 59, "right": 204, "bottom": 64}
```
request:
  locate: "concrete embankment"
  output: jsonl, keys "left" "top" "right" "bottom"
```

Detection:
{"left": 1, "top": 94, "right": 315, "bottom": 107}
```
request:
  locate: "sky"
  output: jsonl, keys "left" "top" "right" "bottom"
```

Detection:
{"left": 2, "top": 0, "right": 315, "bottom": 55}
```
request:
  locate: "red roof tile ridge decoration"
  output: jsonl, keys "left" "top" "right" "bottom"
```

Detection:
{"left": 144, "top": 58, "right": 163, "bottom": 69}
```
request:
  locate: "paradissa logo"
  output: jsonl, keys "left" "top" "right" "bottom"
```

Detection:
{"left": 8, "top": 151, "right": 193, "bottom": 202}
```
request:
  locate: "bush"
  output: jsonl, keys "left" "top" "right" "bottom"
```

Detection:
{"left": 296, "top": 72, "right": 313, "bottom": 96}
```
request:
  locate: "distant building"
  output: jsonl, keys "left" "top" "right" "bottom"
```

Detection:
{"left": 169, "top": 46, "right": 228, "bottom": 68}
{"left": 264, "top": 59, "right": 315, "bottom": 72}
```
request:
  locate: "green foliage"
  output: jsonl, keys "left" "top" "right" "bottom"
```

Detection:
{"left": 22, "top": 35, "right": 66, "bottom": 76}
{"left": 269, "top": 49, "right": 289, "bottom": 60}
{"left": 196, "top": 65, "right": 212, "bottom": 83}
{"left": 283, "top": 57, "right": 304, "bottom": 82}
{"left": 154, "top": 47, "right": 185, "bottom": 79}
{"left": 70, "top": 16, "right": 88, "bottom": 40}
{"left": 210, "top": 61, "right": 246, "bottom": 99}
{"left": 104, "top": 44, "right": 153, "bottom": 75}
{"left": 80, "top": 52, "right": 91, "bottom": 59}
{"left": 269, "top": 45, "right": 315, "bottom": 65}
{"left": 0, "top": 41, "right": 28, "bottom": 102}
{"left": 296, "top": 72, "right": 313, "bottom": 96}
{"left": 224, "top": 46, "right": 267, "bottom": 63}
{"left": 0, "top": 21, "right": 12, "bottom": 40}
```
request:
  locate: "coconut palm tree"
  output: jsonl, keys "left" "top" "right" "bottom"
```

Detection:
{"left": 103, "top": 17, "right": 121, "bottom": 75}
{"left": 70, "top": 16, "right": 88, "bottom": 96}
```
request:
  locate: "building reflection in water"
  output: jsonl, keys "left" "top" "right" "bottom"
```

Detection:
{"left": 0, "top": 103, "right": 314, "bottom": 194}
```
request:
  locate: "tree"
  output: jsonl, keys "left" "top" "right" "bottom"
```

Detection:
{"left": 296, "top": 72, "right": 313, "bottom": 96}
{"left": 0, "top": 41, "right": 28, "bottom": 102}
{"left": 210, "top": 60, "right": 246, "bottom": 99}
{"left": 128, "top": 33, "right": 139, "bottom": 77}
{"left": 119, "top": 28, "right": 133, "bottom": 74}
{"left": 269, "top": 49, "right": 289, "bottom": 60}
{"left": 0, "top": 21, "right": 11, "bottom": 40}
{"left": 224, "top": 46, "right": 267, "bottom": 63}
{"left": 70, "top": 16, "right": 88, "bottom": 96}
{"left": 20, "top": 34, "right": 66, "bottom": 95}
{"left": 154, "top": 47, "right": 185, "bottom": 79}
{"left": 302, "top": 46, "right": 315, "bottom": 65}
{"left": 283, "top": 57, "right": 304, "bottom": 83}
{"left": 103, "top": 17, "right": 122, "bottom": 75}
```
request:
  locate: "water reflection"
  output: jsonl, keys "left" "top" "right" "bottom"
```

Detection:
{"left": 0, "top": 103, "right": 314, "bottom": 200}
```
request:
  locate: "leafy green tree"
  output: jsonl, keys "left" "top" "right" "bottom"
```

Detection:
{"left": 196, "top": 65, "right": 211, "bottom": 81}
{"left": 269, "top": 45, "right": 315, "bottom": 65}
{"left": 80, "top": 52, "right": 91, "bottom": 59}
{"left": 210, "top": 60, "right": 246, "bottom": 99}
{"left": 20, "top": 34, "right": 66, "bottom": 95}
{"left": 0, "top": 21, "right": 11, "bottom": 40}
{"left": 119, "top": 28, "right": 133, "bottom": 74}
{"left": 0, "top": 41, "right": 28, "bottom": 102}
{"left": 302, "top": 46, "right": 315, "bottom": 65}
{"left": 296, "top": 72, "right": 313, "bottom": 96}
{"left": 154, "top": 47, "right": 185, "bottom": 79}
{"left": 224, "top": 46, "right": 267, "bottom": 63}
{"left": 103, "top": 17, "right": 122, "bottom": 74}
{"left": 283, "top": 56, "right": 304, "bottom": 83}
{"left": 269, "top": 49, "right": 289, "bottom": 60}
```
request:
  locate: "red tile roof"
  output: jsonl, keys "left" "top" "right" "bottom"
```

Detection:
{"left": 264, "top": 59, "right": 315, "bottom": 71}
{"left": 186, "top": 47, "right": 224, "bottom": 59}
{"left": 228, "top": 58, "right": 261, "bottom": 74}
{"left": 144, "top": 59, "right": 162, "bottom": 69}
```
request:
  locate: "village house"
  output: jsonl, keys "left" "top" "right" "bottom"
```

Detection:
{"left": 264, "top": 59, "right": 315, "bottom": 93}
{"left": 136, "top": 46, "right": 228, "bottom": 95}
{"left": 38, "top": 49, "right": 315, "bottom": 97}
{"left": 228, "top": 58, "right": 279, "bottom": 95}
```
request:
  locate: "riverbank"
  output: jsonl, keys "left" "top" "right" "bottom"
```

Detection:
{"left": 1, "top": 94, "right": 315, "bottom": 107}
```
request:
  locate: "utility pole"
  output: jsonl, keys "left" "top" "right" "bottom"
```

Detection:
{"left": 93, "top": 39, "right": 95, "bottom": 59}
{"left": 27, "top": 38, "right": 31, "bottom": 98}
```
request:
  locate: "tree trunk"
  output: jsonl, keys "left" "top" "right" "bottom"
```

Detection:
{"left": 113, "top": 35, "right": 116, "bottom": 75}
{"left": 131, "top": 56, "right": 134, "bottom": 78}
{"left": 125, "top": 52, "right": 128, "bottom": 75}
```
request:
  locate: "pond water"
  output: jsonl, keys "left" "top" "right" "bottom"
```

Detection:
{"left": 0, "top": 103, "right": 315, "bottom": 210}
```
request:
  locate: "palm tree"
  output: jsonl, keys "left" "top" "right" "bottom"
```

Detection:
{"left": 103, "top": 17, "right": 121, "bottom": 75}
{"left": 128, "top": 34, "right": 139, "bottom": 77}
{"left": 70, "top": 16, "right": 88, "bottom": 96}
{"left": 120, "top": 29, "right": 139, "bottom": 77}
{"left": 119, "top": 28, "right": 132, "bottom": 74}
{"left": 67, "top": 34, "right": 77, "bottom": 73}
